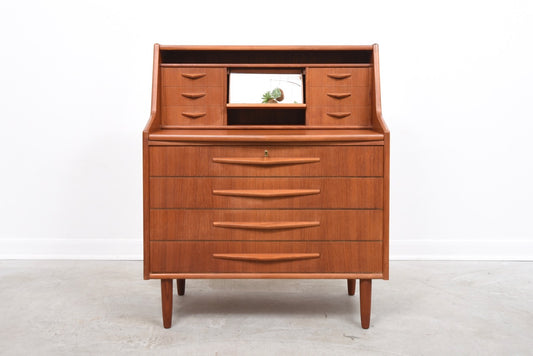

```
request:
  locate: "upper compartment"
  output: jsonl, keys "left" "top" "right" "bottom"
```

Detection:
{"left": 159, "top": 46, "right": 373, "bottom": 65}
{"left": 146, "top": 45, "right": 387, "bottom": 137}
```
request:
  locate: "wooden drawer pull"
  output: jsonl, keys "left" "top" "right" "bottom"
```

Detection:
{"left": 181, "top": 73, "right": 207, "bottom": 79}
{"left": 327, "top": 92, "right": 351, "bottom": 99}
{"left": 182, "top": 112, "right": 206, "bottom": 119}
{"left": 212, "top": 189, "right": 320, "bottom": 198}
{"left": 213, "top": 221, "right": 320, "bottom": 230}
{"left": 326, "top": 112, "right": 351, "bottom": 119}
{"left": 181, "top": 92, "right": 206, "bottom": 99}
{"left": 212, "top": 253, "right": 320, "bottom": 262}
{"left": 327, "top": 73, "right": 352, "bottom": 80}
{"left": 212, "top": 157, "right": 320, "bottom": 166}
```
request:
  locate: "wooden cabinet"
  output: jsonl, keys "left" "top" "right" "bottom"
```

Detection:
{"left": 143, "top": 45, "right": 389, "bottom": 329}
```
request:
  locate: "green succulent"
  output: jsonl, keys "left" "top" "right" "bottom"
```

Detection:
{"left": 261, "top": 91, "right": 274, "bottom": 103}
{"left": 271, "top": 88, "right": 282, "bottom": 100}
{"left": 261, "top": 87, "right": 284, "bottom": 103}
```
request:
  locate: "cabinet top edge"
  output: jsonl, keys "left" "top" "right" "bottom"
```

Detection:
{"left": 157, "top": 46, "right": 376, "bottom": 65}
{"left": 157, "top": 45, "right": 376, "bottom": 51}
{"left": 148, "top": 129, "right": 385, "bottom": 143}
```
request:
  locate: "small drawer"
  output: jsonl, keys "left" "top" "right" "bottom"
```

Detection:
{"left": 149, "top": 177, "right": 383, "bottom": 209}
{"left": 150, "top": 241, "right": 383, "bottom": 273}
{"left": 149, "top": 209, "right": 383, "bottom": 241}
{"left": 306, "top": 106, "right": 372, "bottom": 126}
{"left": 161, "top": 67, "right": 226, "bottom": 87}
{"left": 307, "top": 67, "right": 371, "bottom": 87}
{"left": 162, "top": 86, "right": 224, "bottom": 106}
{"left": 307, "top": 86, "right": 371, "bottom": 107}
{"left": 149, "top": 145, "right": 383, "bottom": 177}
{"left": 162, "top": 105, "right": 224, "bottom": 126}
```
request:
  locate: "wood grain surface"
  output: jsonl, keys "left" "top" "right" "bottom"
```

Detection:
{"left": 150, "top": 145, "right": 383, "bottom": 177}
{"left": 149, "top": 209, "right": 383, "bottom": 241}
{"left": 150, "top": 241, "right": 383, "bottom": 273}
{"left": 150, "top": 177, "right": 383, "bottom": 209}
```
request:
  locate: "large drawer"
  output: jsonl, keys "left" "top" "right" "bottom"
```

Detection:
{"left": 149, "top": 145, "right": 383, "bottom": 177}
{"left": 150, "top": 177, "right": 383, "bottom": 209}
{"left": 150, "top": 241, "right": 383, "bottom": 273}
{"left": 149, "top": 209, "right": 383, "bottom": 241}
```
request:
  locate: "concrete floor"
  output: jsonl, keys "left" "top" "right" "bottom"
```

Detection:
{"left": 0, "top": 261, "right": 531, "bottom": 355}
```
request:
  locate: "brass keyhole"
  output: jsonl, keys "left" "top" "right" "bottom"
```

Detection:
{"left": 264, "top": 150, "right": 269, "bottom": 157}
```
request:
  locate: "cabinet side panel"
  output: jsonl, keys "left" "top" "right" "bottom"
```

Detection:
{"left": 144, "top": 44, "right": 162, "bottom": 133}
{"left": 143, "top": 134, "right": 150, "bottom": 279}
{"left": 370, "top": 44, "right": 388, "bottom": 134}
{"left": 382, "top": 132, "right": 390, "bottom": 279}
{"left": 143, "top": 44, "right": 162, "bottom": 278}
{"left": 371, "top": 44, "right": 389, "bottom": 279}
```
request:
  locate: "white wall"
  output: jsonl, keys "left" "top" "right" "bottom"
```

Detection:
{"left": 0, "top": 0, "right": 532, "bottom": 259}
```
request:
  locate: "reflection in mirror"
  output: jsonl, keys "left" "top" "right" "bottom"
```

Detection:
{"left": 229, "top": 71, "right": 304, "bottom": 104}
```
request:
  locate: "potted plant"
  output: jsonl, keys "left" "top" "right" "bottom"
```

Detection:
{"left": 261, "top": 88, "right": 284, "bottom": 103}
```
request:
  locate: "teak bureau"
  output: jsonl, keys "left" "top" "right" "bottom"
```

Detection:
{"left": 143, "top": 45, "right": 389, "bottom": 329}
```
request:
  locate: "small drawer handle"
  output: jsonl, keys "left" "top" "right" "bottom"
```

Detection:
{"left": 182, "top": 112, "right": 206, "bottom": 119}
{"left": 181, "top": 92, "right": 207, "bottom": 99}
{"left": 326, "top": 112, "right": 351, "bottom": 119}
{"left": 326, "top": 92, "right": 352, "bottom": 99}
{"left": 181, "top": 73, "right": 207, "bottom": 79}
{"left": 327, "top": 73, "right": 352, "bottom": 80}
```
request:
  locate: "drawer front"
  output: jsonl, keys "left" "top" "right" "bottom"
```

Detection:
{"left": 162, "top": 105, "right": 224, "bottom": 126}
{"left": 150, "top": 177, "right": 383, "bottom": 209}
{"left": 161, "top": 67, "right": 226, "bottom": 87}
{"left": 149, "top": 146, "right": 383, "bottom": 177}
{"left": 150, "top": 209, "right": 383, "bottom": 241}
{"left": 307, "top": 67, "right": 371, "bottom": 87}
{"left": 306, "top": 106, "right": 372, "bottom": 126}
{"left": 150, "top": 241, "right": 383, "bottom": 273}
{"left": 307, "top": 86, "right": 371, "bottom": 107}
{"left": 162, "top": 86, "right": 225, "bottom": 106}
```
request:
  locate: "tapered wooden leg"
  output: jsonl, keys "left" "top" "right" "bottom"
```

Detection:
{"left": 359, "top": 279, "right": 372, "bottom": 329}
{"left": 161, "top": 279, "right": 173, "bottom": 328}
{"left": 177, "top": 279, "right": 186, "bottom": 296}
{"left": 347, "top": 279, "right": 356, "bottom": 296}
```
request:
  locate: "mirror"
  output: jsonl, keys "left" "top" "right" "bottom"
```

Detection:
{"left": 228, "top": 70, "right": 304, "bottom": 104}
